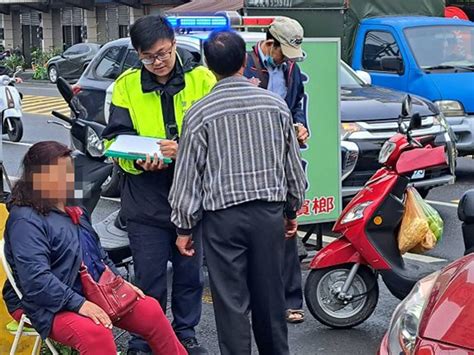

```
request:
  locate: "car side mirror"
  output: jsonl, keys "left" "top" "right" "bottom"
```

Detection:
{"left": 381, "top": 57, "right": 404, "bottom": 74}
{"left": 355, "top": 70, "right": 372, "bottom": 85}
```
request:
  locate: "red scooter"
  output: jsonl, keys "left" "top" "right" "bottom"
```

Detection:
{"left": 304, "top": 96, "right": 449, "bottom": 329}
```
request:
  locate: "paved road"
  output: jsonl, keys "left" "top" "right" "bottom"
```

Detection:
{"left": 3, "top": 83, "right": 474, "bottom": 354}
{"left": 21, "top": 95, "right": 69, "bottom": 116}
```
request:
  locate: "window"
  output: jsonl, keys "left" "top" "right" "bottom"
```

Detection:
{"left": 74, "top": 44, "right": 90, "bottom": 54}
{"left": 363, "top": 31, "right": 403, "bottom": 73}
{"left": 119, "top": 25, "right": 129, "bottom": 39}
{"left": 122, "top": 50, "right": 140, "bottom": 71}
{"left": 64, "top": 45, "right": 80, "bottom": 56}
{"left": 73, "top": 26, "right": 82, "bottom": 45}
{"left": 340, "top": 62, "right": 364, "bottom": 88}
{"left": 64, "top": 43, "right": 88, "bottom": 56}
{"left": 95, "top": 46, "right": 124, "bottom": 80}
{"left": 405, "top": 26, "right": 474, "bottom": 69}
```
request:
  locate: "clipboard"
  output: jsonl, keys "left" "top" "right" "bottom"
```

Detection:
{"left": 105, "top": 135, "right": 173, "bottom": 164}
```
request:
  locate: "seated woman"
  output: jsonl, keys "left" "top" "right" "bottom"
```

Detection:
{"left": 2, "top": 141, "right": 187, "bottom": 355}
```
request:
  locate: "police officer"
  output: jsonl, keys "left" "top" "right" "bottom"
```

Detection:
{"left": 102, "top": 15, "right": 215, "bottom": 355}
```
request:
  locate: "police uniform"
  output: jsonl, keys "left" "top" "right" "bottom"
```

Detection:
{"left": 102, "top": 48, "right": 216, "bottom": 352}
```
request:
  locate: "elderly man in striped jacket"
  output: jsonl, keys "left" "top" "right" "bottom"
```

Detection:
{"left": 169, "top": 29, "right": 306, "bottom": 355}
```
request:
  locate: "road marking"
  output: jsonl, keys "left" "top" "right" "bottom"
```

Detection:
{"left": 302, "top": 233, "right": 447, "bottom": 264}
{"left": 21, "top": 95, "right": 69, "bottom": 116}
{"left": 426, "top": 199, "right": 459, "bottom": 208}
{"left": 3, "top": 141, "right": 33, "bottom": 147}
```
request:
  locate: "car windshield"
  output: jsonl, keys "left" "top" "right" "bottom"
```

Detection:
{"left": 404, "top": 25, "right": 474, "bottom": 70}
{"left": 340, "top": 62, "right": 365, "bottom": 88}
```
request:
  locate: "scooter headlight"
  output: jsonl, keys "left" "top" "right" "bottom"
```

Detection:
{"left": 387, "top": 272, "right": 439, "bottom": 355}
{"left": 378, "top": 141, "right": 396, "bottom": 164}
{"left": 341, "top": 201, "right": 373, "bottom": 224}
{"left": 86, "top": 127, "right": 105, "bottom": 158}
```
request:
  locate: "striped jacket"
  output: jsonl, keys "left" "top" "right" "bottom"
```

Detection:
{"left": 169, "top": 76, "right": 306, "bottom": 234}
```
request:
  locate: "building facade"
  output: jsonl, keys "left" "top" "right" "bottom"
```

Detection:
{"left": 0, "top": 0, "right": 189, "bottom": 61}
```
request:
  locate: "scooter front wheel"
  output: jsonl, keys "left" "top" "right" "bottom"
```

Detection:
{"left": 304, "top": 264, "right": 378, "bottom": 329}
{"left": 5, "top": 117, "right": 23, "bottom": 142}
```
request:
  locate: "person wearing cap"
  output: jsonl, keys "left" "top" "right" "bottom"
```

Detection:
{"left": 244, "top": 16, "right": 308, "bottom": 324}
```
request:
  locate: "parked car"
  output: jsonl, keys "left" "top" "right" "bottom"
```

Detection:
{"left": 379, "top": 253, "right": 474, "bottom": 354}
{"left": 73, "top": 38, "right": 139, "bottom": 124}
{"left": 47, "top": 43, "right": 100, "bottom": 84}
{"left": 338, "top": 64, "right": 456, "bottom": 198}
{"left": 74, "top": 32, "right": 456, "bottom": 198}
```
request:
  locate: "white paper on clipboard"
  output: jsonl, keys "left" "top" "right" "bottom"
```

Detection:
{"left": 106, "top": 135, "right": 166, "bottom": 160}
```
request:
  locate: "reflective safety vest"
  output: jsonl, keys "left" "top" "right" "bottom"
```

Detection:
{"left": 110, "top": 61, "right": 216, "bottom": 175}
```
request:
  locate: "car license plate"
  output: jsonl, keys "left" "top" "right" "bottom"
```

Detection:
{"left": 411, "top": 170, "right": 425, "bottom": 180}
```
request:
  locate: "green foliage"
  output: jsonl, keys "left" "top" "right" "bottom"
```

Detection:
{"left": 31, "top": 48, "right": 61, "bottom": 68}
{"left": 31, "top": 48, "right": 62, "bottom": 80}
{"left": 33, "top": 66, "right": 48, "bottom": 80}
{"left": 0, "top": 54, "right": 26, "bottom": 72}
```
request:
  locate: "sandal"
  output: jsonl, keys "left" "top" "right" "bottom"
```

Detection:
{"left": 286, "top": 309, "right": 305, "bottom": 324}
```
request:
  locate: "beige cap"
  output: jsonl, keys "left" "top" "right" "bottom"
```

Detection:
{"left": 268, "top": 16, "right": 304, "bottom": 60}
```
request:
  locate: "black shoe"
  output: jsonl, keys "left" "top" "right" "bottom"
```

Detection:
{"left": 180, "top": 337, "right": 209, "bottom": 354}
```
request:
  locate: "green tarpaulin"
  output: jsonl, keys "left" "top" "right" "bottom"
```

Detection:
{"left": 244, "top": 0, "right": 445, "bottom": 61}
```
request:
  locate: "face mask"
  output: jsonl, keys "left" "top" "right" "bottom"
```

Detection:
{"left": 266, "top": 55, "right": 277, "bottom": 68}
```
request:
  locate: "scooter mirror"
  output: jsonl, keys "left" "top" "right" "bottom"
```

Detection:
{"left": 408, "top": 113, "right": 422, "bottom": 131}
{"left": 57, "top": 77, "right": 74, "bottom": 105}
{"left": 401, "top": 95, "right": 412, "bottom": 117}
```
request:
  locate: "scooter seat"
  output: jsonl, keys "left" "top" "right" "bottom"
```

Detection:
{"left": 94, "top": 210, "right": 131, "bottom": 264}
{"left": 380, "top": 258, "right": 446, "bottom": 300}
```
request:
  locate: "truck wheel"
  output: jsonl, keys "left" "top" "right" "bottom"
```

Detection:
{"left": 5, "top": 117, "right": 23, "bottom": 142}
{"left": 101, "top": 165, "right": 121, "bottom": 198}
{"left": 304, "top": 265, "right": 378, "bottom": 328}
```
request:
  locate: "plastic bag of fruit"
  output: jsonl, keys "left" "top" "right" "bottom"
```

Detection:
{"left": 398, "top": 189, "right": 430, "bottom": 254}
{"left": 410, "top": 187, "right": 444, "bottom": 241}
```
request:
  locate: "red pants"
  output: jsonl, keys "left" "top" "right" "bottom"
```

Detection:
{"left": 11, "top": 296, "right": 187, "bottom": 355}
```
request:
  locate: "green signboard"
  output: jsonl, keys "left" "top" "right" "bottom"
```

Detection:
{"left": 297, "top": 39, "right": 341, "bottom": 224}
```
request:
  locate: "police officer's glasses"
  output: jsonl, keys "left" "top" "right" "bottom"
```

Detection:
{"left": 140, "top": 47, "right": 174, "bottom": 65}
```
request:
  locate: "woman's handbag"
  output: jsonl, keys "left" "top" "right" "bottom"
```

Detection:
{"left": 79, "top": 264, "right": 139, "bottom": 321}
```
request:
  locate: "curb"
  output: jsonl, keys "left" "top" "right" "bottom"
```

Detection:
{"left": 18, "top": 70, "right": 50, "bottom": 84}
